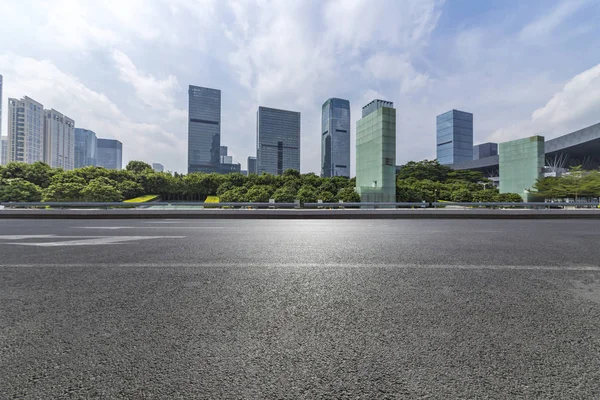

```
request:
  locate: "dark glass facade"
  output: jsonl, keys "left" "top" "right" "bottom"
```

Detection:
{"left": 473, "top": 142, "right": 498, "bottom": 160}
{"left": 74, "top": 128, "right": 97, "bottom": 168}
{"left": 256, "top": 107, "right": 300, "bottom": 175}
{"left": 321, "top": 98, "right": 350, "bottom": 177}
{"left": 247, "top": 156, "right": 257, "bottom": 174}
{"left": 436, "top": 109, "right": 473, "bottom": 165}
{"left": 97, "top": 138, "right": 122, "bottom": 170}
{"left": 188, "top": 85, "right": 221, "bottom": 174}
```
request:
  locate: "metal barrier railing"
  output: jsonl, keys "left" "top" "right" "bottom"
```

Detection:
{"left": 1, "top": 201, "right": 599, "bottom": 209}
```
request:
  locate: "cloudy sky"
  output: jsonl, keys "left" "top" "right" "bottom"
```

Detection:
{"left": 1, "top": 0, "right": 599, "bottom": 174}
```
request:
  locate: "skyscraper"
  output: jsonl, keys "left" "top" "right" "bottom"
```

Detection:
{"left": 256, "top": 106, "right": 300, "bottom": 175}
{"left": 188, "top": 85, "right": 221, "bottom": 174}
{"left": 0, "top": 75, "right": 3, "bottom": 140}
{"left": 7, "top": 96, "right": 44, "bottom": 164}
{"left": 247, "top": 156, "right": 257, "bottom": 175}
{"left": 74, "top": 128, "right": 97, "bottom": 168}
{"left": 43, "top": 109, "right": 75, "bottom": 170}
{"left": 321, "top": 98, "right": 350, "bottom": 177}
{"left": 1, "top": 136, "right": 7, "bottom": 166}
{"left": 436, "top": 109, "right": 473, "bottom": 165}
{"left": 355, "top": 99, "right": 396, "bottom": 202}
{"left": 97, "top": 138, "right": 122, "bottom": 170}
{"left": 152, "top": 163, "right": 164, "bottom": 172}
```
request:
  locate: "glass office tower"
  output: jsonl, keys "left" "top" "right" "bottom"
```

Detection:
{"left": 188, "top": 85, "right": 221, "bottom": 174}
{"left": 499, "top": 136, "right": 544, "bottom": 201}
{"left": 97, "top": 138, "right": 122, "bottom": 170}
{"left": 256, "top": 106, "right": 300, "bottom": 175}
{"left": 436, "top": 109, "right": 473, "bottom": 165}
{"left": 355, "top": 100, "right": 396, "bottom": 202}
{"left": 321, "top": 98, "right": 350, "bottom": 177}
{"left": 473, "top": 142, "right": 498, "bottom": 160}
{"left": 74, "top": 128, "right": 97, "bottom": 168}
{"left": 247, "top": 156, "right": 257, "bottom": 175}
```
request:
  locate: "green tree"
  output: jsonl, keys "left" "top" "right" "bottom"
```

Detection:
{"left": 219, "top": 187, "right": 248, "bottom": 202}
{"left": 246, "top": 185, "right": 273, "bottom": 202}
{"left": 82, "top": 178, "right": 123, "bottom": 202}
{"left": 0, "top": 178, "right": 43, "bottom": 202}
{"left": 495, "top": 193, "right": 523, "bottom": 202}
{"left": 271, "top": 186, "right": 297, "bottom": 202}
{"left": 472, "top": 189, "right": 497, "bottom": 202}
{"left": 317, "top": 190, "right": 336, "bottom": 202}
{"left": 0, "top": 162, "right": 54, "bottom": 188}
{"left": 117, "top": 180, "right": 145, "bottom": 200}
{"left": 43, "top": 181, "right": 86, "bottom": 201}
{"left": 337, "top": 187, "right": 360, "bottom": 202}
{"left": 451, "top": 188, "right": 473, "bottom": 202}
{"left": 297, "top": 185, "right": 318, "bottom": 204}
{"left": 125, "top": 161, "right": 153, "bottom": 174}
{"left": 396, "top": 160, "right": 450, "bottom": 182}
{"left": 396, "top": 186, "right": 422, "bottom": 202}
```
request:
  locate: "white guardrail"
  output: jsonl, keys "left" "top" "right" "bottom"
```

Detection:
{"left": 1, "top": 201, "right": 599, "bottom": 209}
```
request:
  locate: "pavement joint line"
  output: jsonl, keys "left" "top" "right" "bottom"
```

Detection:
{"left": 1, "top": 263, "right": 600, "bottom": 270}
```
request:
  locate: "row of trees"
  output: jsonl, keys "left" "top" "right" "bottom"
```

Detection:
{"left": 0, "top": 159, "right": 523, "bottom": 203}
{"left": 395, "top": 160, "right": 523, "bottom": 202}
{"left": 534, "top": 167, "right": 600, "bottom": 200}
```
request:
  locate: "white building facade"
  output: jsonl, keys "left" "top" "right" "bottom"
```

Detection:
{"left": 43, "top": 109, "right": 75, "bottom": 170}
{"left": 7, "top": 96, "right": 45, "bottom": 164}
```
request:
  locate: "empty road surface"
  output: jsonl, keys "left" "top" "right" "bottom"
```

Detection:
{"left": 1, "top": 219, "right": 600, "bottom": 399}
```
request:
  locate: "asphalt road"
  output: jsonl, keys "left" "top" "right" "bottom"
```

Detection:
{"left": 1, "top": 219, "right": 600, "bottom": 399}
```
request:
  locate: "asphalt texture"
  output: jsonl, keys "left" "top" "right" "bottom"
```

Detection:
{"left": 1, "top": 219, "right": 600, "bottom": 399}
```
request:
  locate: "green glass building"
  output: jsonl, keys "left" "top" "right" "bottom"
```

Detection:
{"left": 355, "top": 100, "right": 396, "bottom": 202}
{"left": 499, "top": 136, "right": 544, "bottom": 201}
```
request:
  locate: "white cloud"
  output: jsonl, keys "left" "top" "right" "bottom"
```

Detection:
{"left": 112, "top": 50, "right": 181, "bottom": 113}
{"left": 489, "top": 63, "right": 600, "bottom": 143}
{"left": 519, "top": 0, "right": 588, "bottom": 42}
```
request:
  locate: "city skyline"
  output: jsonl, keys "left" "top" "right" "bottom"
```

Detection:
{"left": 0, "top": 1, "right": 599, "bottom": 173}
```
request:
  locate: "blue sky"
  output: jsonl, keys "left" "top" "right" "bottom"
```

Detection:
{"left": 1, "top": 0, "right": 599, "bottom": 174}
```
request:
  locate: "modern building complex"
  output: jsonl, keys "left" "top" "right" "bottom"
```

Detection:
{"left": 247, "top": 156, "right": 257, "bottom": 175}
{"left": 188, "top": 85, "right": 221, "bottom": 174}
{"left": 436, "top": 109, "right": 473, "bottom": 165}
{"left": 321, "top": 98, "right": 350, "bottom": 178}
{"left": 355, "top": 100, "right": 396, "bottom": 202}
{"left": 7, "top": 96, "right": 45, "bottom": 164}
{"left": 473, "top": 142, "right": 498, "bottom": 160}
{"left": 256, "top": 106, "right": 301, "bottom": 175}
{"left": 97, "top": 138, "right": 122, "bottom": 170}
{"left": 498, "top": 136, "right": 544, "bottom": 201}
{"left": 74, "top": 128, "right": 97, "bottom": 168}
{"left": 152, "top": 163, "right": 164, "bottom": 172}
{"left": 1, "top": 136, "right": 7, "bottom": 166}
{"left": 43, "top": 109, "right": 75, "bottom": 170}
{"left": 449, "top": 122, "right": 600, "bottom": 198}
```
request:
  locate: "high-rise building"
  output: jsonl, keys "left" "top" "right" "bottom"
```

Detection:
{"left": 0, "top": 75, "right": 3, "bottom": 140}
{"left": 152, "top": 163, "right": 164, "bottom": 172}
{"left": 256, "top": 106, "right": 301, "bottom": 175}
{"left": 499, "top": 136, "right": 544, "bottom": 201}
{"left": 247, "top": 156, "right": 257, "bottom": 174}
{"left": 1, "top": 136, "right": 7, "bottom": 166}
{"left": 74, "top": 128, "right": 97, "bottom": 168}
{"left": 473, "top": 142, "right": 498, "bottom": 160}
{"left": 7, "top": 96, "right": 44, "bottom": 164}
{"left": 321, "top": 98, "right": 350, "bottom": 178}
{"left": 97, "top": 138, "right": 122, "bottom": 170}
{"left": 188, "top": 85, "right": 221, "bottom": 174}
{"left": 43, "top": 109, "right": 75, "bottom": 170}
{"left": 436, "top": 109, "right": 473, "bottom": 165}
{"left": 355, "top": 99, "right": 396, "bottom": 202}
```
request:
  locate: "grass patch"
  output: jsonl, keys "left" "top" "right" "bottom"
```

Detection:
{"left": 124, "top": 194, "right": 160, "bottom": 203}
